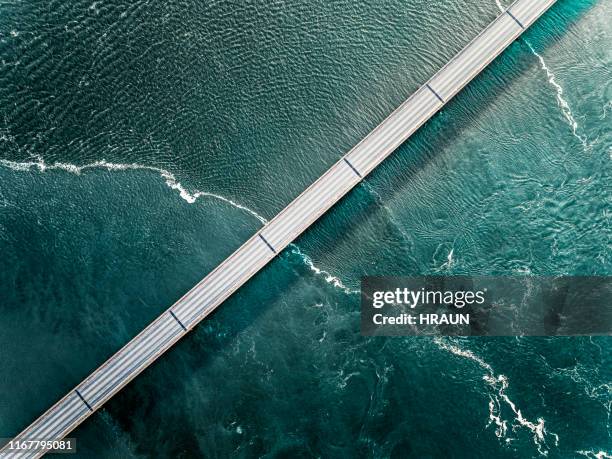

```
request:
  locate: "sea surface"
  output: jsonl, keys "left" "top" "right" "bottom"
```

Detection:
{"left": 0, "top": 0, "right": 610, "bottom": 457}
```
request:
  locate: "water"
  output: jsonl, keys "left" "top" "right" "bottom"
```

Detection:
{"left": 0, "top": 0, "right": 610, "bottom": 457}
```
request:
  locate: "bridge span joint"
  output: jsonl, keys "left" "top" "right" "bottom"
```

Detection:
{"left": 506, "top": 10, "right": 525, "bottom": 28}
{"left": 258, "top": 233, "right": 277, "bottom": 254}
{"left": 343, "top": 158, "right": 363, "bottom": 178}
{"left": 426, "top": 83, "right": 445, "bottom": 104}
{"left": 75, "top": 389, "right": 94, "bottom": 412}
{"left": 169, "top": 310, "right": 187, "bottom": 331}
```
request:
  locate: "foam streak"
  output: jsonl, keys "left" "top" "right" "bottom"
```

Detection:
{"left": 577, "top": 451, "right": 612, "bottom": 459}
{"left": 435, "top": 338, "right": 558, "bottom": 456}
{"left": 494, "top": 0, "right": 590, "bottom": 150}
{"left": 288, "top": 244, "right": 360, "bottom": 295}
{"left": 525, "top": 42, "right": 590, "bottom": 150}
{"left": 0, "top": 156, "right": 356, "bottom": 295}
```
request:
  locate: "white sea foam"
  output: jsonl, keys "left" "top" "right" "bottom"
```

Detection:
{"left": 494, "top": 0, "right": 591, "bottom": 150}
{"left": 0, "top": 155, "right": 267, "bottom": 219}
{"left": 551, "top": 361, "right": 611, "bottom": 438}
{"left": 488, "top": 397, "right": 509, "bottom": 439}
{"left": 435, "top": 338, "right": 558, "bottom": 456}
{"left": 577, "top": 451, "right": 612, "bottom": 459}
{"left": 525, "top": 42, "right": 591, "bottom": 150}
{"left": 0, "top": 156, "right": 356, "bottom": 295}
{"left": 436, "top": 246, "right": 455, "bottom": 271}
{"left": 446, "top": 248, "right": 454, "bottom": 266}
{"left": 601, "top": 101, "right": 612, "bottom": 120}
{"left": 288, "top": 244, "right": 359, "bottom": 295}
{"left": 435, "top": 339, "right": 494, "bottom": 373}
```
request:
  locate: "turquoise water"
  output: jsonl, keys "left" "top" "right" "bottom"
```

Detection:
{"left": 0, "top": 0, "right": 610, "bottom": 457}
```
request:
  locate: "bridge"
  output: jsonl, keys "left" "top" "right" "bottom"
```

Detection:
{"left": 1, "top": 0, "right": 556, "bottom": 456}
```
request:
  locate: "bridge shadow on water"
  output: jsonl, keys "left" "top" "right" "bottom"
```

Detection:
{"left": 296, "top": 0, "right": 598, "bottom": 274}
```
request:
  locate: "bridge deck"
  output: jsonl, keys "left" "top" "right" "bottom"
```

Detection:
{"left": 1, "top": 0, "right": 555, "bottom": 456}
